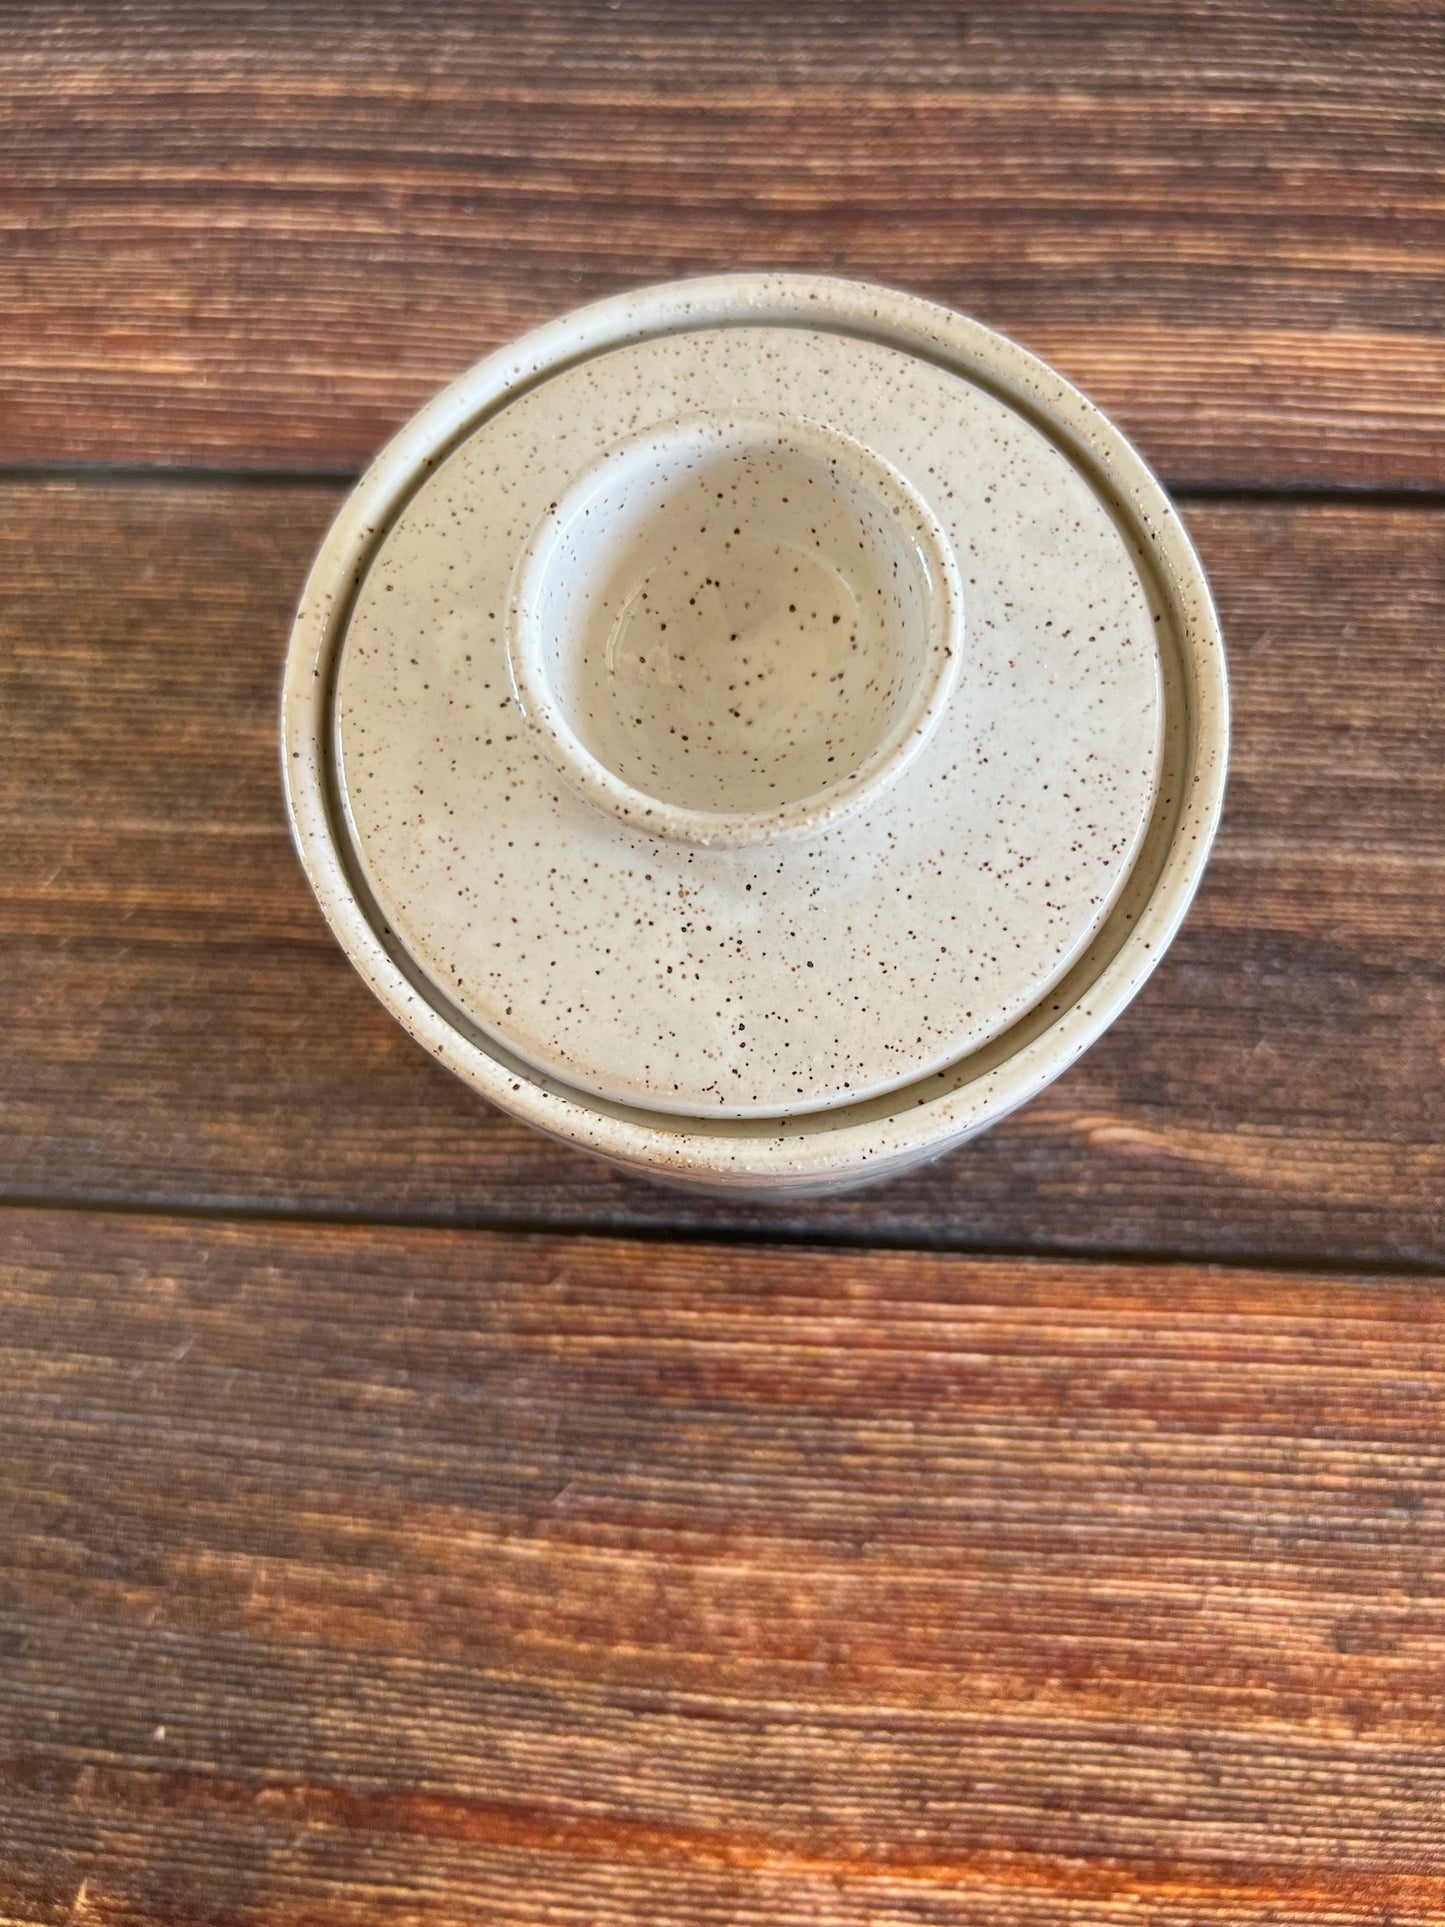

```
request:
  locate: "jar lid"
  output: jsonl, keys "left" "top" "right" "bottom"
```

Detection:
{"left": 283, "top": 275, "right": 1227, "bottom": 1193}
{"left": 333, "top": 321, "right": 1162, "bottom": 1117}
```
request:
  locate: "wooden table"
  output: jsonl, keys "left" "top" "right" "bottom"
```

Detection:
{"left": 3, "top": 6, "right": 1443, "bottom": 1921}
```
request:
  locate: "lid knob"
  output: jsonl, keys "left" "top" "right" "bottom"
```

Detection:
{"left": 508, "top": 411, "right": 963, "bottom": 848}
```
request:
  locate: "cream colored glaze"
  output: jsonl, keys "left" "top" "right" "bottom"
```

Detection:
{"left": 283, "top": 274, "right": 1228, "bottom": 1191}
{"left": 510, "top": 411, "right": 960, "bottom": 845}
{"left": 333, "top": 325, "right": 1162, "bottom": 1117}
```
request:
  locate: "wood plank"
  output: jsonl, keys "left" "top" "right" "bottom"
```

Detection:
{"left": 1, "top": 1206, "right": 1442, "bottom": 1924}
{"left": 1, "top": 478, "right": 1441, "bottom": 1262}
{"left": 2, "top": 0, "right": 1442, "bottom": 486}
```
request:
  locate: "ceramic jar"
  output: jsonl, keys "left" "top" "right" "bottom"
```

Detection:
{"left": 282, "top": 274, "right": 1228, "bottom": 1195}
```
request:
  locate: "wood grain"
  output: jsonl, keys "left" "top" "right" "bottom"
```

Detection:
{"left": 4, "top": 8, "right": 1441, "bottom": 1919}
{"left": 1, "top": 478, "right": 1441, "bottom": 1262}
{"left": 2, "top": 0, "right": 1443, "bottom": 485}
{"left": 1, "top": 1205, "right": 1442, "bottom": 1924}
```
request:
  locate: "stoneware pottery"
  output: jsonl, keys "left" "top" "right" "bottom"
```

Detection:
{"left": 282, "top": 273, "right": 1228, "bottom": 1195}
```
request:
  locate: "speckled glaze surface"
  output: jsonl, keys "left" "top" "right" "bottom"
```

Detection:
{"left": 283, "top": 275, "right": 1227, "bottom": 1193}
{"left": 507, "top": 408, "right": 964, "bottom": 851}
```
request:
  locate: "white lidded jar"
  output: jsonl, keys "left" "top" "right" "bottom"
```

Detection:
{"left": 282, "top": 275, "right": 1228, "bottom": 1195}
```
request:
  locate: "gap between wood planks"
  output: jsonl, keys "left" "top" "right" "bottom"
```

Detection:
{"left": 0, "top": 1191, "right": 1438, "bottom": 1285}
{"left": 0, "top": 461, "right": 1444, "bottom": 508}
